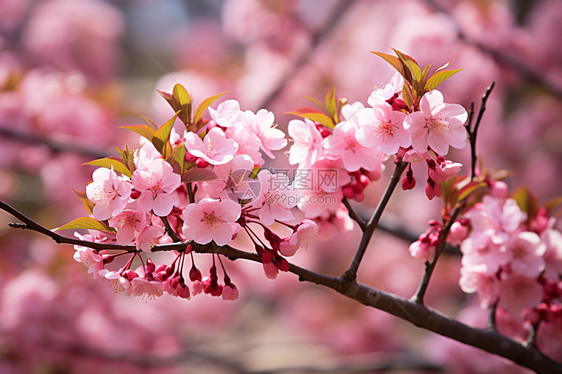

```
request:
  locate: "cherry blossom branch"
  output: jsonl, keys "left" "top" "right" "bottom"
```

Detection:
{"left": 412, "top": 205, "right": 463, "bottom": 304}
{"left": 465, "top": 82, "right": 495, "bottom": 180}
{"left": 1, "top": 200, "right": 562, "bottom": 372}
{"left": 343, "top": 160, "right": 408, "bottom": 282}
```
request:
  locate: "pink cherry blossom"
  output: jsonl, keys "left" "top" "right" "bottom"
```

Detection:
{"left": 297, "top": 187, "right": 342, "bottom": 219}
{"left": 409, "top": 240, "right": 434, "bottom": 262}
{"left": 131, "top": 277, "right": 163, "bottom": 299}
{"left": 542, "top": 228, "right": 562, "bottom": 279}
{"left": 279, "top": 219, "right": 318, "bottom": 257}
{"left": 185, "top": 127, "right": 238, "bottom": 165}
{"left": 250, "top": 170, "right": 297, "bottom": 226}
{"left": 98, "top": 269, "right": 132, "bottom": 295}
{"left": 211, "top": 154, "right": 256, "bottom": 201}
{"left": 287, "top": 118, "right": 324, "bottom": 168}
{"left": 242, "top": 109, "right": 287, "bottom": 158}
{"left": 222, "top": 284, "right": 239, "bottom": 300}
{"left": 208, "top": 99, "right": 243, "bottom": 128}
{"left": 498, "top": 275, "right": 543, "bottom": 317}
{"left": 506, "top": 231, "right": 546, "bottom": 278}
{"left": 108, "top": 209, "right": 147, "bottom": 245}
{"left": 182, "top": 198, "right": 241, "bottom": 246}
{"left": 131, "top": 158, "right": 181, "bottom": 216}
{"left": 356, "top": 103, "right": 409, "bottom": 155}
{"left": 459, "top": 267, "right": 499, "bottom": 308}
{"left": 429, "top": 158, "right": 463, "bottom": 182}
{"left": 86, "top": 167, "right": 131, "bottom": 221}
{"left": 367, "top": 72, "right": 404, "bottom": 107}
{"left": 403, "top": 90, "right": 468, "bottom": 155}
{"left": 136, "top": 224, "right": 164, "bottom": 252}
{"left": 309, "top": 157, "right": 350, "bottom": 192}
{"left": 325, "top": 119, "right": 384, "bottom": 172}
{"left": 225, "top": 122, "right": 264, "bottom": 166}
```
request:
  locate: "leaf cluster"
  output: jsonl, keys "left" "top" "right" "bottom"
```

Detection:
{"left": 373, "top": 49, "right": 461, "bottom": 110}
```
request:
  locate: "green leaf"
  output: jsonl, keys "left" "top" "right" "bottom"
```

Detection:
{"left": 154, "top": 112, "right": 180, "bottom": 158}
{"left": 285, "top": 107, "right": 334, "bottom": 129}
{"left": 404, "top": 60, "right": 421, "bottom": 82}
{"left": 425, "top": 69, "right": 462, "bottom": 92}
{"left": 83, "top": 157, "right": 132, "bottom": 178}
{"left": 54, "top": 217, "right": 114, "bottom": 232}
{"left": 420, "top": 64, "right": 432, "bottom": 86}
{"left": 156, "top": 89, "right": 175, "bottom": 112}
{"left": 182, "top": 167, "right": 218, "bottom": 183}
{"left": 305, "top": 96, "right": 324, "bottom": 111}
{"left": 120, "top": 124, "right": 155, "bottom": 144}
{"left": 372, "top": 51, "right": 405, "bottom": 77}
{"left": 173, "top": 84, "right": 192, "bottom": 125}
{"left": 392, "top": 48, "right": 419, "bottom": 65}
{"left": 73, "top": 189, "right": 94, "bottom": 215}
{"left": 167, "top": 143, "right": 188, "bottom": 175}
{"left": 140, "top": 115, "right": 159, "bottom": 131}
{"left": 325, "top": 86, "right": 337, "bottom": 121}
{"left": 401, "top": 83, "right": 413, "bottom": 110}
{"left": 193, "top": 91, "right": 228, "bottom": 126}
{"left": 458, "top": 181, "right": 487, "bottom": 202}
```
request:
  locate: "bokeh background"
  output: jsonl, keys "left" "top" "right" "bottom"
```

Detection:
{"left": 0, "top": 0, "right": 561, "bottom": 373}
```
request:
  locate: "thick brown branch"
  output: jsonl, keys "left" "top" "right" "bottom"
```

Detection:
{"left": 2, "top": 199, "right": 561, "bottom": 373}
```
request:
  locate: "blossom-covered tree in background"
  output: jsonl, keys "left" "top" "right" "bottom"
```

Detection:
{"left": 0, "top": 1, "right": 561, "bottom": 373}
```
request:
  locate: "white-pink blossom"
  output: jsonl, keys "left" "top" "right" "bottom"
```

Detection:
{"left": 403, "top": 90, "right": 468, "bottom": 155}
{"left": 279, "top": 219, "right": 318, "bottom": 257}
{"left": 185, "top": 127, "right": 238, "bottom": 165}
{"left": 108, "top": 209, "right": 147, "bottom": 245}
{"left": 135, "top": 224, "right": 164, "bottom": 252}
{"left": 182, "top": 198, "right": 241, "bottom": 246}
{"left": 325, "top": 119, "right": 384, "bottom": 172}
{"left": 506, "top": 231, "right": 546, "bottom": 278}
{"left": 131, "top": 158, "right": 181, "bottom": 216}
{"left": 209, "top": 99, "right": 243, "bottom": 128}
{"left": 287, "top": 118, "right": 324, "bottom": 169}
{"left": 242, "top": 109, "right": 287, "bottom": 158}
{"left": 249, "top": 170, "right": 297, "bottom": 226}
{"left": 132, "top": 277, "right": 163, "bottom": 299}
{"left": 498, "top": 275, "right": 543, "bottom": 317}
{"left": 86, "top": 167, "right": 131, "bottom": 221}
{"left": 356, "top": 102, "right": 409, "bottom": 155}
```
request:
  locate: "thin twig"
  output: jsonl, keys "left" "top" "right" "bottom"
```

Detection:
{"left": 342, "top": 197, "right": 367, "bottom": 231}
{"left": 412, "top": 205, "right": 463, "bottom": 304}
{"left": 344, "top": 161, "right": 408, "bottom": 282}
{"left": 161, "top": 216, "right": 182, "bottom": 242}
{"left": 468, "top": 82, "right": 495, "bottom": 179}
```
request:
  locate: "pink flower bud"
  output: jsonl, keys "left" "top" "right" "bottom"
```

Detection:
{"left": 222, "top": 284, "right": 239, "bottom": 300}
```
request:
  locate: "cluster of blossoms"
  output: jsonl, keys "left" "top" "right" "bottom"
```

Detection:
{"left": 457, "top": 181, "right": 562, "bottom": 330}
{"left": 71, "top": 52, "right": 471, "bottom": 301}
{"left": 410, "top": 178, "right": 562, "bottom": 350}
